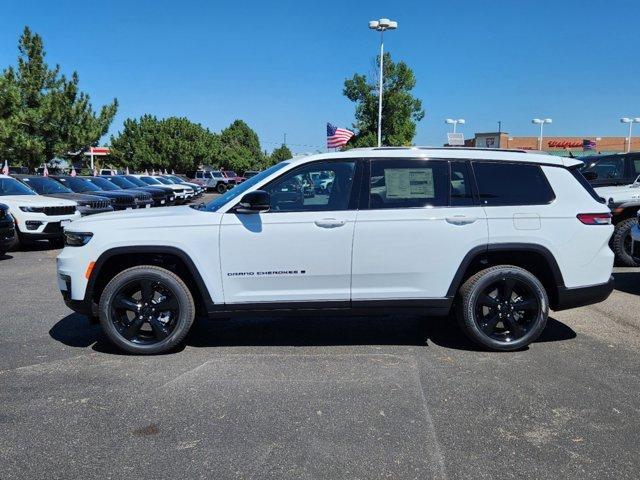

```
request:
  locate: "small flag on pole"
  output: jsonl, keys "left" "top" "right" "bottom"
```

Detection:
{"left": 151, "top": 168, "right": 156, "bottom": 176}
{"left": 171, "top": 169, "right": 175, "bottom": 175}
{"left": 70, "top": 165, "right": 77, "bottom": 177}
{"left": 111, "top": 170, "right": 115, "bottom": 176}
{"left": 125, "top": 166, "right": 130, "bottom": 175}
{"left": 93, "top": 168, "right": 98, "bottom": 177}
{"left": 327, "top": 123, "right": 354, "bottom": 149}
{"left": 145, "top": 169, "right": 149, "bottom": 175}
{"left": 164, "top": 169, "right": 168, "bottom": 175}
{"left": 43, "top": 164, "right": 49, "bottom": 177}
{"left": 1, "top": 160, "right": 8, "bottom": 175}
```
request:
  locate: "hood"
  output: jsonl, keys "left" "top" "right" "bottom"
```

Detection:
{"left": 67, "top": 205, "right": 215, "bottom": 230}
{"left": 89, "top": 190, "right": 134, "bottom": 200}
{"left": 0, "top": 194, "right": 77, "bottom": 207}
{"left": 595, "top": 185, "right": 640, "bottom": 201}
{"left": 42, "top": 192, "right": 111, "bottom": 204}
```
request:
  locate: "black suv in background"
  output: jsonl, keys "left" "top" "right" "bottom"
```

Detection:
{"left": 52, "top": 176, "right": 137, "bottom": 210}
{"left": 0, "top": 203, "right": 16, "bottom": 256}
{"left": 84, "top": 177, "right": 154, "bottom": 209}
{"left": 580, "top": 152, "right": 640, "bottom": 187}
{"left": 102, "top": 176, "right": 174, "bottom": 207}
{"left": 16, "top": 175, "right": 113, "bottom": 216}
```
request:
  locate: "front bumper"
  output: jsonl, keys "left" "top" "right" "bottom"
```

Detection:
{"left": 0, "top": 224, "right": 16, "bottom": 250}
{"left": 554, "top": 276, "right": 614, "bottom": 311}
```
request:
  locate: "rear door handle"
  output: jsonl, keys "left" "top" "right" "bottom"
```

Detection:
{"left": 314, "top": 218, "right": 346, "bottom": 228}
{"left": 445, "top": 215, "right": 477, "bottom": 225}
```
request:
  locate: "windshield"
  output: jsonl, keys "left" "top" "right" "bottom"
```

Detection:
{"left": 59, "top": 177, "right": 102, "bottom": 192}
{"left": 140, "top": 176, "right": 162, "bottom": 185}
{"left": 166, "top": 175, "right": 184, "bottom": 183}
{"left": 21, "top": 177, "right": 72, "bottom": 194}
{"left": 108, "top": 176, "right": 138, "bottom": 189}
{"left": 0, "top": 177, "right": 37, "bottom": 196}
{"left": 87, "top": 177, "right": 121, "bottom": 191}
{"left": 154, "top": 177, "right": 173, "bottom": 185}
{"left": 123, "top": 175, "right": 147, "bottom": 187}
{"left": 210, "top": 171, "right": 223, "bottom": 178}
{"left": 204, "top": 162, "right": 289, "bottom": 212}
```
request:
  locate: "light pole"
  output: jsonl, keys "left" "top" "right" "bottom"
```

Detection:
{"left": 445, "top": 118, "right": 465, "bottom": 133}
{"left": 620, "top": 117, "right": 640, "bottom": 152}
{"left": 369, "top": 18, "right": 398, "bottom": 147}
{"left": 532, "top": 118, "right": 552, "bottom": 150}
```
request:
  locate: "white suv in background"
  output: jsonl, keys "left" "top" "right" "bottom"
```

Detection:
{"left": 57, "top": 147, "right": 614, "bottom": 354}
{"left": 0, "top": 175, "right": 79, "bottom": 247}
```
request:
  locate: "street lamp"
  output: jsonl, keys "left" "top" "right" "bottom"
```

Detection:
{"left": 445, "top": 118, "right": 465, "bottom": 133}
{"left": 369, "top": 18, "right": 398, "bottom": 147}
{"left": 620, "top": 117, "right": 640, "bottom": 153}
{"left": 532, "top": 118, "right": 552, "bottom": 150}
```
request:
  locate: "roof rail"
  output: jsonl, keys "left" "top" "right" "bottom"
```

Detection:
{"left": 350, "top": 146, "right": 535, "bottom": 154}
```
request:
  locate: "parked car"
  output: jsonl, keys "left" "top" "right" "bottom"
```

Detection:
{"left": 84, "top": 177, "right": 154, "bottom": 209}
{"left": 129, "top": 175, "right": 189, "bottom": 203}
{"left": 15, "top": 175, "right": 113, "bottom": 216}
{"left": 52, "top": 176, "right": 137, "bottom": 211}
{"left": 150, "top": 176, "right": 196, "bottom": 199}
{"left": 243, "top": 170, "right": 260, "bottom": 179}
{"left": 120, "top": 175, "right": 177, "bottom": 204}
{"left": 58, "top": 147, "right": 614, "bottom": 354}
{"left": 161, "top": 175, "right": 204, "bottom": 197}
{"left": 185, "top": 170, "right": 234, "bottom": 193}
{"left": 221, "top": 169, "right": 245, "bottom": 184}
{"left": 0, "top": 203, "right": 16, "bottom": 256}
{"left": 1, "top": 174, "right": 79, "bottom": 248}
{"left": 580, "top": 153, "right": 640, "bottom": 267}
{"left": 102, "top": 176, "right": 174, "bottom": 207}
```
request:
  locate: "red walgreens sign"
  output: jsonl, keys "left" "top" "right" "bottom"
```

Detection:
{"left": 548, "top": 140, "right": 583, "bottom": 148}
{"left": 88, "top": 147, "right": 110, "bottom": 155}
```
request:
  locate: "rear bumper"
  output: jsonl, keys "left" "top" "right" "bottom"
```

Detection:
{"left": 554, "top": 276, "right": 614, "bottom": 311}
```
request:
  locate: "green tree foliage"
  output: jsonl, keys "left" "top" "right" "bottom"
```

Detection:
{"left": 0, "top": 27, "right": 118, "bottom": 170}
{"left": 343, "top": 52, "right": 424, "bottom": 147}
{"left": 109, "top": 115, "right": 220, "bottom": 172}
{"left": 218, "top": 120, "right": 264, "bottom": 172}
{"left": 269, "top": 144, "right": 293, "bottom": 164}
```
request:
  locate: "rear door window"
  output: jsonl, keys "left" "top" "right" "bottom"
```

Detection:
{"left": 473, "top": 162, "right": 555, "bottom": 206}
{"left": 367, "top": 159, "right": 449, "bottom": 209}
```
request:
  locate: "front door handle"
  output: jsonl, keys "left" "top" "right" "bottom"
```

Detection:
{"left": 314, "top": 218, "right": 346, "bottom": 228}
{"left": 445, "top": 215, "right": 477, "bottom": 225}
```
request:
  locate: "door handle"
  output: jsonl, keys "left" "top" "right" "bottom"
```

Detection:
{"left": 314, "top": 218, "right": 346, "bottom": 228}
{"left": 445, "top": 215, "right": 477, "bottom": 225}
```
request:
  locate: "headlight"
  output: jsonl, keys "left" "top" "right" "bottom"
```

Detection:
{"left": 19, "top": 206, "right": 44, "bottom": 213}
{"left": 64, "top": 231, "right": 93, "bottom": 247}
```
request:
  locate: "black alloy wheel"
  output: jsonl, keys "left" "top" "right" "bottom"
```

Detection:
{"left": 457, "top": 265, "right": 548, "bottom": 351}
{"left": 110, "top": 278, "right": 179, "bottom": 345}
{"left": 474, "top": 277, "right": 539, "bottom": 343}
{"left": 99, "top": 265, "right": 195, "bottom": 354}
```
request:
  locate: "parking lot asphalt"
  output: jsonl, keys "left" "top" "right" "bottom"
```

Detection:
{"left": 1, "top": 221, "right": 639, "bottom": 478}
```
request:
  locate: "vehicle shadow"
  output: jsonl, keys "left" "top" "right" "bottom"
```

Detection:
{"left": 0, "top": 252, "right": 13, "bottom": 261}
{"left": 49, "top": 313, "right": 576, "bottom": 355}
{"left": 613, "top": 271, "right": 640, "bottom": 295}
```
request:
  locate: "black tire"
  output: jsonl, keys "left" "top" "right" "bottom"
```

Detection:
{"left": 456, "top": 265, "right": 549, "bottom": 351}
{"left": 611, "top": 218, "right": 640, "bottom": 267}
{"left": 98, "top": 265, "right": 195, "bottom": 354}
{"left": 216, "top": 183, "right": 226, "bottom": 194}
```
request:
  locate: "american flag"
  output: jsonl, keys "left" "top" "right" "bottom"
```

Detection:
{"left": 1, "top": 161, "right": 9, "bottom": 175}
{"left": 327, "top": 123, "right": 354, "bottom": 149}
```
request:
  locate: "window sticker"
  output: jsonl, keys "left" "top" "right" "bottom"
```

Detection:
{"left": 384, "top": 168, "right": 434, "bottom": 199}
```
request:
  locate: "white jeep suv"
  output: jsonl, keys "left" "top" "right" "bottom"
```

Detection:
{"left": 57, "top": 148, "right": 614, "bottom": 354}
{"left": 1, "top": 175, "right": 79, "bottom": 247}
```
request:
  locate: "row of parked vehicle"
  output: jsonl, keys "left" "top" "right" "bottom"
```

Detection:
{"left": 0, "top": 173, "right": 205, "bottom": 253}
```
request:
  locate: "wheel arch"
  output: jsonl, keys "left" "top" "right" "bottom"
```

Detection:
{"left": 447, "top": 243, "right": 565, "bottom": 308}
{"left": 85, "top": 246, "right": 214, "bottom": 316}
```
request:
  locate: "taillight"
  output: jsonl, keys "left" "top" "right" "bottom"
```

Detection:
{"left": 577, "top": 213, "right": 612, "bottom": 225}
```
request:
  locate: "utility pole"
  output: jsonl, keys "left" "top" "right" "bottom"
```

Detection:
{"left": 498, "top": 121, "right": 501, "bottom": 133}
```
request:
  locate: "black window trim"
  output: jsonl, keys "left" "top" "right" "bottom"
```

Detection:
{"left": 470, "top": 160, "right": 557, "bottom": 207}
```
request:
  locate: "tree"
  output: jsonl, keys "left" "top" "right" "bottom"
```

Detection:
{"left": 109, "top": 115, "right": 220, "bottom": 172}
{"left": 218, "top": 120, "right": 264, "bottom": 172}
{"left": 0, "top": 27, "right": 117, "bottom": 170}
{"left": 343, "top": 52, "right": 424, "bottom": 147}
{"left": 269, "top": 144, "right": 292, "bottom": 164}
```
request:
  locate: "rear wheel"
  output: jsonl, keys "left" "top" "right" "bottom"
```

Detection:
{"left": 457, "top": 265, "right": 548, "bottom": 351}
{"left": 98, "top": 265, "right": 195, "bottom": 354}
{"left": 611, "top": 218, "right": 640, "bottom": 267}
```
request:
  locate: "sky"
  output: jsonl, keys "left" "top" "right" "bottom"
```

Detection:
{"left": 1, "top": 0, "right": 639, "bottom": 154}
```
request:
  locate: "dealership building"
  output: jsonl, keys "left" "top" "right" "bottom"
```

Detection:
{"left": 464, "top": 132, "right": 640, "bottom": 156}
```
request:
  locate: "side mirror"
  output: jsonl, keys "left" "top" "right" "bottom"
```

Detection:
{"left": 583, "top": 171, "right": 598, "bottom": 181}
{"left": 235, "top": 190, "right": 270, "bottom": 214}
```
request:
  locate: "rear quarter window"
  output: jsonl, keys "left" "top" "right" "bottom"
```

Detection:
{"left": 473, "top": 162, "right": 555, "bottom": 206}
{"left": 569, "top": 166, "right": 606, "bottom": 204}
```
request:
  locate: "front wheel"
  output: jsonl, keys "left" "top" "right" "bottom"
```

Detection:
{"left": 98, "top": 265, "right": 195, "bottom": 354}
{"left": 216, "top": 183, "right": 227, "bottom": 194}
{"left": 456, "top": 265, "right": 548, "bottom": 351}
